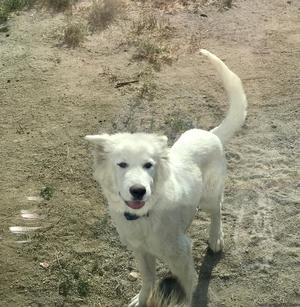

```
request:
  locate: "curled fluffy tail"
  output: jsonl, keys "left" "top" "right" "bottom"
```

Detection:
{"left": 200, "top": 49, "right": 247, "bottom": 144}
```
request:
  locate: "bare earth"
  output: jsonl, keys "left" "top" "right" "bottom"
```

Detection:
{"left": 0, "top": 0, "right": 299, "bottom": 306}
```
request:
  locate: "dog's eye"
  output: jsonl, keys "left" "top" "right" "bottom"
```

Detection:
{"left": 117, "top": 162, "right": 128, "bottom": 168}
{"left": 143, "top": 162, "right": 153, "bottom": 169}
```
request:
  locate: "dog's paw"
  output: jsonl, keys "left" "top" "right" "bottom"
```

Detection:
{"left": 128, "top": 294, "right": 144, "bottom": 307}
{"left": 208, "top": 235, "right": 224, "bottom": 253}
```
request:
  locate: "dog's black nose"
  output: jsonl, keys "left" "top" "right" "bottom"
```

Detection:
{"left": 129, "top": 185, "right": 146, "bottom": 200}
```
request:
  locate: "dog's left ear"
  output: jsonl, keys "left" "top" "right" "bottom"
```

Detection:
{"left": 155, "top": 135, "right": 169, "bottom": 159}
{"left": 156, "top": 135, "right": 168, "bottom": 148}
{"left": 84, "top": 134, "right": 110, "bottom": 145}
{"left": 84, "top": 134, "right": 111, "bottom": 162}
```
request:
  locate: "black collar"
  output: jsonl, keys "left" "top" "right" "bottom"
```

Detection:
{"left": 124, "top": 212, "right": 149, "bottom": 221}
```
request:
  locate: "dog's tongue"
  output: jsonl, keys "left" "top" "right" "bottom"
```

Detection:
{"left": 126, "top": 201, "right": 145, "bottom": 209}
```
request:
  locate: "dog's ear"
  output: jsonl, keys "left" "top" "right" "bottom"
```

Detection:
{"left": 155, "top": 135, "right": 168, "bottom": 159}
{"left": 155, "top": 135, "right": 168, "bottom": 151}
{"left": 84, "top": 134, "right": 111, "bottom": 162}
{"left": 155, "top": 135, "right": 170, "bottom": 185}
{"left": 84, "top": 134, "right": 110, "bottom": 145}
{"left": 156, "top": 135, "right": 168, "bottom": 146}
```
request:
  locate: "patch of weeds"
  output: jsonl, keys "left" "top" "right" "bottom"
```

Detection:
{"left": 58, "top": 278, "right": 72, "bottom": 296}
{"left": 138, "top": 78, "right": 157, "bottom": 101}
{"left": 63, "top": 21, "right": 85, "bottom": 48}
{"left": 131, "top": 12, "right": 172, "bottom": 38}
{"left": 188, "top": 33, "right": 201, "bottom": 53}
{"left": 1, "top": 0, "right": 29, "bottom": 12}
{"left": 0, "top": 6, "right": 8, "bottom": 24}
{"left": 164, "top": 114, "right": 195, "bottom": 140}
{"left": 132, "top": 39, "right": 173, "bottom": 71}
{"left": 40, "top": 185, "right": 54, "bottom": 201}
{"left": 88, "top": 0, "right": 120, "bottom": 32}
{"left": 43, "top": 0, "right": 78, "bottom": 12}
{"left": 0, "top": 0, "right": 36, "bottom": 20}
{"left": 77, "top": 279, "right": 89, "bottom": 297}
{"left": 220, "top": 0, "right": 232, "bottom": 9}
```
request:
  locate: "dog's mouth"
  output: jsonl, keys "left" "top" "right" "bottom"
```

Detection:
{"left": 125, "top": 200, "right": 145, "bottom": 210}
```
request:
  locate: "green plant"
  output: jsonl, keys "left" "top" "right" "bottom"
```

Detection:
{"left": 40, "top": 185, "right": 54, "bottom": 201}
{"left": 1, "top": 0, "right": 24, "bottom": 11}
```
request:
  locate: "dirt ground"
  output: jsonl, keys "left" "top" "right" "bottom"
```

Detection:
{"left": 0, "top": 0, "right": 299, "bottom": 306}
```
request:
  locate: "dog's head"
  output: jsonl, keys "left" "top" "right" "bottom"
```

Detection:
{"left": 85, "top": 133, "right": 169, "bottom": 214}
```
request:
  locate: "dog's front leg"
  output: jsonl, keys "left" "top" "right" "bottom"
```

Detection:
{"left": 129, "top": 252, "right": 156, "bottom": 307}
{"left": 164, "top": 236, "right": 198, "bottom": 306}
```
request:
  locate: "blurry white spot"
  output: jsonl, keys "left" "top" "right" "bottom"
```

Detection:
{"left": 27, "top": 196, "right": 43, "bottom": 202}
{"left": 20, "top": 210, "right": 40, "bottom": 220}
{"left": 16, "top": 240, "right": 32, "bottom": 244}
{"left": 9, "top": 226, "right": 41, "bottom": 234}
{"left": 128, "top": 271, "right": 139, "bottom": 281}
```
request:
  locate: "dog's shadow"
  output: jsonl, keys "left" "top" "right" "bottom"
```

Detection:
{"left": 192, "top": 249, "right": 223, "bottom": 307}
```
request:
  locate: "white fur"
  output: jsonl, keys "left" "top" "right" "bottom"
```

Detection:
{"left": 85, "top": 49, "right": 247, "bottom": 306}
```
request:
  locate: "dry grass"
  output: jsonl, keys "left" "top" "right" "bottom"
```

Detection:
{"left": 0, "top": 0, "right": 35, "bottom": 11}
{"left": 132, "top": 39, "right": 173, "bottom": 71}
{"left": 0, "top": 6, "right": 8, "bottom": 24}
{"left": 88, "top": 0, "right": 120, "bottom": 32}
{"left": 0, "top": 0, "right": 36, "bottom": 17}
{"left": 129, "top": 9, "right": 175, "bottom": 70}
{"left": 138, "top": 78, "right": 157, "bottom": 100}
{"left": 0, "top": 0, "right": 37, "bottom": 24}
{"left": 221, "top": 0, "right": 232, "bottom": 9}
{"left": 131, "top": 12, "right": 172, "bottom": 38}
{"left": 43, "top": 0, "right": 78, "bottom": 12}
{"left": 63, "top": 21, "right": 85, "bottom": 48}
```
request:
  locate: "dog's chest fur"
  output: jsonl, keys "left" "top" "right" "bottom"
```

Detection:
{"left": 109, "top": 198, "right": 199, "bottom": 257}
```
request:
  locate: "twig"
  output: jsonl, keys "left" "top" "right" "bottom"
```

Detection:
{"left": 114, "top": 80, "right": 139, "bottom": 88}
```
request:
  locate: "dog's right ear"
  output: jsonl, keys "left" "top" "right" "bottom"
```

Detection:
{"left": 84, "top": 134, "right": 111, "bottom": 161}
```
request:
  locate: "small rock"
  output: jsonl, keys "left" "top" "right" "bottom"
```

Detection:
{"left": 128, "top": 271, "right": 139, "bottom": 281}
{"left": 39, "top": 261, "right": 50, "bottom": 269}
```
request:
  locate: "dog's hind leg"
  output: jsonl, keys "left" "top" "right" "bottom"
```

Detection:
{"left": 208, "top": 198, "right": 224, "bottom": 253}
{"left": 201, "top": 193, "right": 224, "bottom": 253}
{"left": 200, "top": 163, "right": 225, "bottom": 253}
{"left": 129, "top": 252, "right": 156, "bottom": 307}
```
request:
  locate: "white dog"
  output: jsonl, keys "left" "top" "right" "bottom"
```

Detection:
{"left": 85, "top": 49, "right": 247, "bottom": 306}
